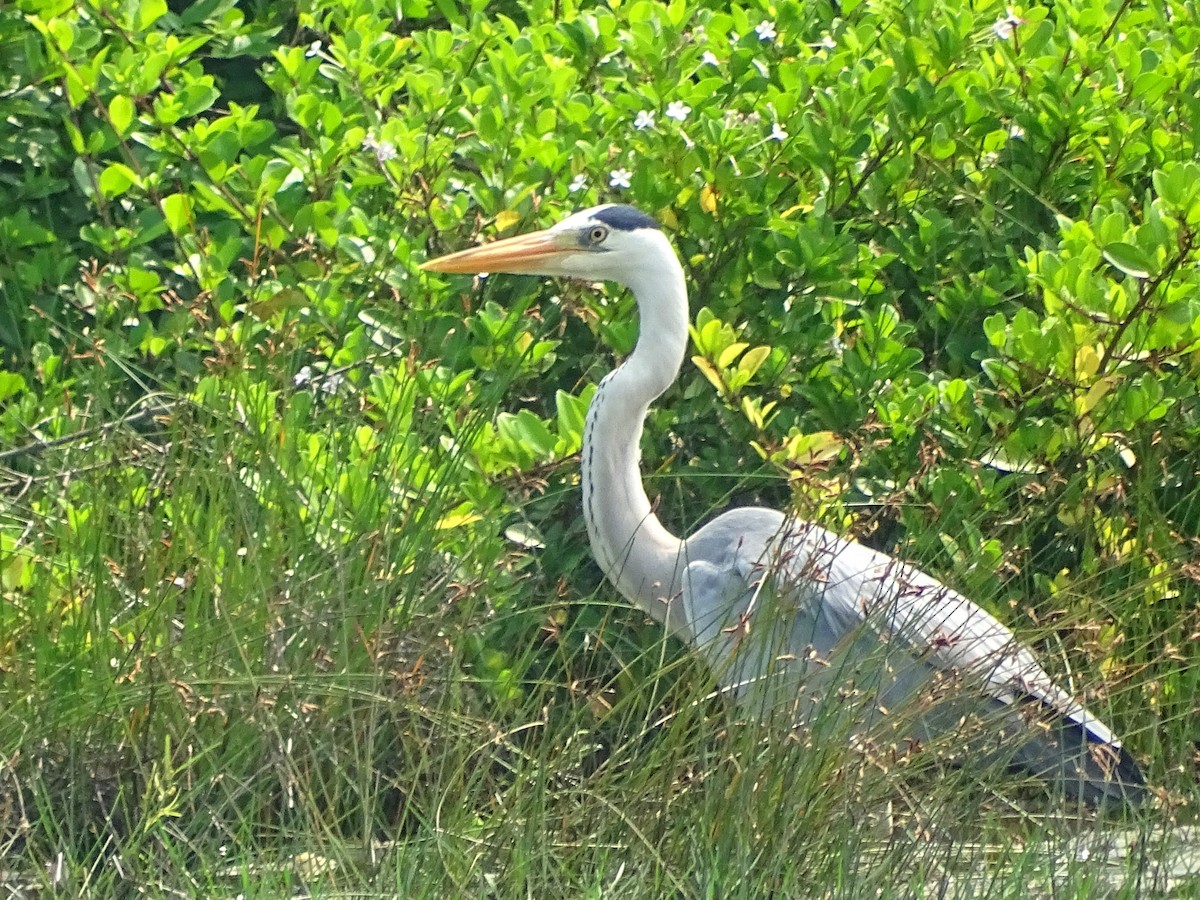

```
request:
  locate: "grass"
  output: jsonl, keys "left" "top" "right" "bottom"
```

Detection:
{"left": 1, "top": 341, "right": 1197, "bottom": 899}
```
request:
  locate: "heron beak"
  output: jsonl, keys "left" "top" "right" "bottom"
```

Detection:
{"left": 420, "top": 228, "right": 567, "bottom": 275}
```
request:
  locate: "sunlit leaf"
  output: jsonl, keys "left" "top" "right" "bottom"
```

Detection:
{"left": 494, "top": 209, "right": 521, "bottom": 232}
{"left": 1102, "top": 242, "right": 1154, "bottom": 278}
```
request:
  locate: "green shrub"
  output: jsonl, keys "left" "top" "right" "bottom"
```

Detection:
{"left": 1, "top": 0, "right": 1197, "bottom": 893}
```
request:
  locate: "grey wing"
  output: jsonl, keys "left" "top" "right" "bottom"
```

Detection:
{"left": 793, "top": 528, "right": 1117, "bottom": 744}
{"left": 680, "top": 519, "right": 1147, "bottom": 806}
{"left": 681, "top": 530, "right": 893, "bottom": 726}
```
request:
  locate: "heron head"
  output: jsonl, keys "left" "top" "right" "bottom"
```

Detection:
{"left": 421, "top": 204, "right": 672, "bottom": 288}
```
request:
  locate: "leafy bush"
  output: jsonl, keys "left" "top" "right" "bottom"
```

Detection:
{"left": 1, "top": 0, "right": 1198, "bottom": 894}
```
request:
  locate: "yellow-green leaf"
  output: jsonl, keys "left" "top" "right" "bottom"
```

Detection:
{"left": 494, "top": 209, "right": 521, "bottom": 232}
{"left": 161, "top": 193, "right": 193, "bottom": 233}
{"left": 691, "top": 355, "right": 726, "bottom": 394}
{"left": 438, "top": 510, "right": 484, "bottom": 530}
{"left": 98, "top": 162, "right": 139, "bottom": 197}
{"left": 0, "top": 371, "right": 27, "bottom": 403}
{"left": 737, "top": 345, "right": 771, "bottom": 377}
{"left": 1074, "top": 345, "right": 1101, "bottom": 380}
{"left": 1077, "top": 376, "right": 1116, "bottom": 416}
{"left": 109, "top": 94, "right": 134, "bottom": 136}
{"left": 717, "top": 342, "right": 748, "bottom": 369}
{"left": 137, "top": 0, "right": 167, "bottom": 30}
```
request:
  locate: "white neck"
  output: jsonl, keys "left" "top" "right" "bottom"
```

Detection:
{"left": 580, "top": 233, "right": 690, "bottom": 638}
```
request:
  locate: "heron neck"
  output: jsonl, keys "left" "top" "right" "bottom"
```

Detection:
{"left": 581, "top": 257, "right": 689, "bottom": 637}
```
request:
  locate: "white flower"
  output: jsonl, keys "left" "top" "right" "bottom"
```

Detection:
{"left": 568, "top": 173, "right": 588, "bottom": 193}
{"left": 363, "top": 135, "right": 396, "bottom": 164}
{"left": 665, "top": 101, "right": 691, "bottom": 122}
{"left": 294, "top": 365, "right": 313, "bottom": 386}
{"left": 770, "top": 122, "right": 788, "bottom": 142}
{"left": 609, "top": 168, "right": 632, "bottom": 189}
{"left": 320, "top": 373, "right": 344, "bottom": 395}
{"left": 1008, "top": 123, "right": 1025, "bottom": 139}
{"left": 701, "top": 50, "right": 720, "bottom": 66}
{"left": 755, "top": 20, "right": 777, "bottom": 42}
{"left": 819, "top": 34, "right": 837, "bottom": 50}
{"left": 991, "top": 11, "right": 1024, "bottom": 39}
{"left": 305, "top": 40, "right": 323, "bottom": 58}
{"left": 634, "top": 110, "right": 656, "bottom": 130}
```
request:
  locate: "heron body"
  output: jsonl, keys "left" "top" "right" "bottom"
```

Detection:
{"left": 423, "top": 204, "right": 1147, "bottom": 808}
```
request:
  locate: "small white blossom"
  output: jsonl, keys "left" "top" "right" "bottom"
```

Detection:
{"left": 305, "top": 40, "right": 323, "bottom": 58}
{"left": 1008, "top": 123, "right": 1025, "bottom": 139}
{"left": 294, "top": 365, "right": 313, "bottom": 386}
{"left": 755, "top": 20, "right": 777, "bottom": 42}
{"left": 820, "top": 34, "right": 837, "bottom": 50}
{"left": 770, "top": 122, "right": 788, "bottom": 142}
{"left": 991, "top": 11, "right": 1024, "bottom": 39}
{"left": 609, "top": 168, "right": 632, "bottom": 189}
{"left": 701, "top": 50, "right": 720, "bottom": 66}
{"left": 665, "top": 101, "right": 691, "bottom": 122}
{"left": 568, "top": 173, "right": 588, "bottom": 193}
{"left": 634, "top": 110, "right": 656, "bottom": 130}
{"left": 363, "top": 135, "right": 397, "bottom": 163}
{"left": 320, "top": 372, "right": 345, "bottom": 395}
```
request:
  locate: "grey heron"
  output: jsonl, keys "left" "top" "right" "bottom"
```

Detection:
{"left": 422, "top": 204, "right": 1147, "bottom": 809}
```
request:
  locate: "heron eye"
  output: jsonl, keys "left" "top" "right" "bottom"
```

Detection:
{"left": 588, "top": 225, "right": 608, "bottom": 244}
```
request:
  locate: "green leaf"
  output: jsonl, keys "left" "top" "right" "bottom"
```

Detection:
{"left": 109, "top": 94, "right": 134, "bottom": 136}
{"left": 48, "top": 16, "right": 74, "bottom": 51}
{"left": 554, "top": 389, "right": 587, "bottom": 442}
{"left": 137, "top": 0, "right": 168, "bottom": 30}
{"left": 717, "top": 342, "right": 748, "bottom": 369}
{"left": 737, "top": 345, "right": 771, "bottom": 378}
{"left": 0, "top": 371, "right": 27, "bottom": 403}
{"left": 1102, "top": 242, "right": 1154, "bottom": 279}
{"left": 161, "top": 193, "right": 193, "bottom": 233}
{"left": 98, "top": 162, "right": 139, "bottom": 197}
{"left": 513, "top": 410, "right": 556, "bottom": 458}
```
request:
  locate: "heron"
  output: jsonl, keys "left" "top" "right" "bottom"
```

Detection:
{"left": 422, "top": 203, "right": 1147, "bottom": 809}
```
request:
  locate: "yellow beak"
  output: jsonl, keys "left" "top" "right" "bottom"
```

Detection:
{"left": 420, "top": 228, "right": 567, "bottom": 275}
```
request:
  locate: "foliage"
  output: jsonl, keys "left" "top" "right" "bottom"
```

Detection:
{"left": 1, "top": 0, "right": 1198, "bottom": 893}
